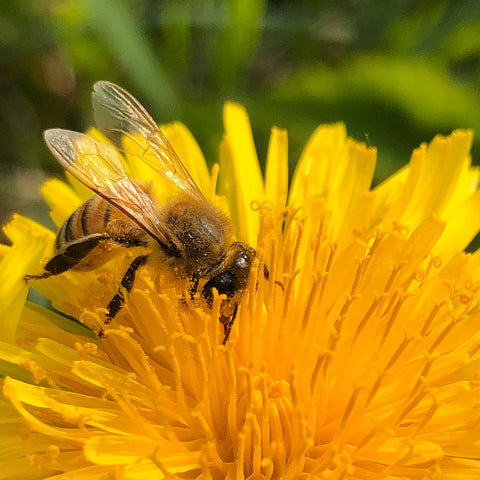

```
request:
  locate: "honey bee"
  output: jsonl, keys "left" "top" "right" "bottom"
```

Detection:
{"left": 26, "top": 81, "right": 257, "bottom": 344}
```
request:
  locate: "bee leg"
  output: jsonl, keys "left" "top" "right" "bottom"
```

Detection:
{"left": 101, "top": 254, "right": 149, "bottom": 334}
{"left": 25, "top": 234, "right": 109, "bottom": 283}
{"left": 189, "top": 273, "right": 200, "bottom": 299}
{"left": 222, "top": 304, "right": 238, "bottom": 345}
{"left": 24, "top": 271, "right": 54, "bottom": 282}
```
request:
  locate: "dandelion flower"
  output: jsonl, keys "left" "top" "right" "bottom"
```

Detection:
{"left": 2, "top": 96, "right": 480, "bottom": 480}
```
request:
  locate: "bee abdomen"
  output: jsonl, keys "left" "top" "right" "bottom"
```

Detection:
{"left": 55, "top": 196, "right": 116, "bottom": 251}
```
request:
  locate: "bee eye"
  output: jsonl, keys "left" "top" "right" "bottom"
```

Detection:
{"left": 202, "top": 250, "right": 253, "bottom": 307}
{"left": 236, "top": 252, "right": 250, "bottom": 268}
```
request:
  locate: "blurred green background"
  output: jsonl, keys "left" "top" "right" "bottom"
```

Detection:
{"left": 1, "top": 0, "right": 480, "bottom": 242}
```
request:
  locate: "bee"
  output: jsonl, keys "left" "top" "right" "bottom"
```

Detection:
{"left": 25, "top": 81, "right": 257, "bottom": 344}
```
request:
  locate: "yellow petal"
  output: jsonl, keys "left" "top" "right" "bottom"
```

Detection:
{"left": 372, "top": 164, "right": 409, "bottom": 221}
{"left": 265, "top": 126, "right": 288, "bottom": 217}
{"left": 84, "top": 435, "right": 200, "bottom": 470}
{"left": 289, "top": 122, "right": 348, "bottom": 207}
{"left": 40, "top": 178, "right": 82, "bottom": 228}
{"left": 219, "top": 103, "right": 264, "bottom": 245}
{"left": 384, "top": 129, "right": 473, "bottom": 229}
{"left": 435, "top": 188, "right": 480, "bottom": 255}
{"left": 290, "top": 123, "right": 376, "bottom": 245}
{"left": 333, "top": 139, "right": 376, "bottom": 243}
{"left": 0, "top": 244, "right": 9, "bottom": 261}
{"left": 0, "top": 216, "right": 53, "bottom": 343}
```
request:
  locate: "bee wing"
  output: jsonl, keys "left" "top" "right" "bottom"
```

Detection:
{"left": 44, "top": 129, "right": 176, "bottom": 248}
{"left": 92, "top": 80, "right": 204, "bottom": 200}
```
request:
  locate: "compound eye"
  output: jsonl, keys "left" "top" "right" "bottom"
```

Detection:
{"left": 236, "top": 252, "right": 250, "bottom": 269}
{"left": 201, "top": 248, "right": 254, "bottom": 307}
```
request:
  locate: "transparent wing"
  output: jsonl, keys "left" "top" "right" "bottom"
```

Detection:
{"left": 92, "top": 80, "right": 204, "bottom": 199}
{"left": 44, "top": 129, "right": 176, "bottom": 248}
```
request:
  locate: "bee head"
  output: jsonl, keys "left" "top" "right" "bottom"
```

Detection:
{"left": 201, "top": 242, "right": 256, "bottom": 307}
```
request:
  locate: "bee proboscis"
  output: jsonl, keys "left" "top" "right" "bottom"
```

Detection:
{"left": 26, "top": 81, "right": 256, "bottom": 344}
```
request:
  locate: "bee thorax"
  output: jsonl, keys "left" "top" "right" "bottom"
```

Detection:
{"left": 164, "top": 200, "right": 232, "bottom": 275}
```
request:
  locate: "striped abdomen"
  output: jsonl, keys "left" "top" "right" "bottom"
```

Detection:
{"left": 56, "top": 195, "right": 120, "bottom": 251}
{"left": 27, "top": 195, "right": 149, "bottom": 279}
